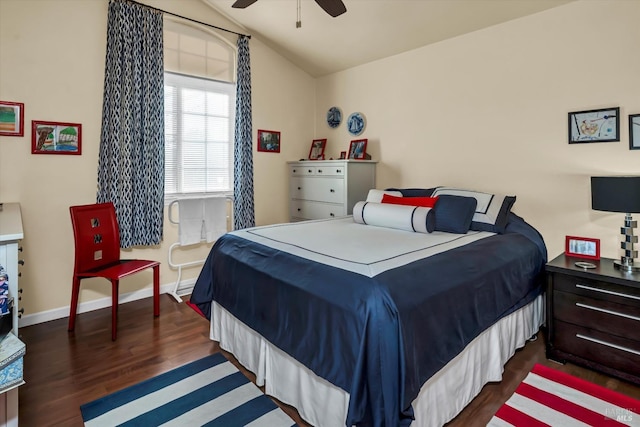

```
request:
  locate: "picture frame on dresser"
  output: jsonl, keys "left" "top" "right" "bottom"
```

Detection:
{"left": 0, "top": 101, "right": 24, "bottom": 137}
{"left": 568, "top": 107, "right": 619, "bottom": 143}
{"left": 630, "top": 114, "right": 640, "bottom": 150}
{"left": 308, "top": 138, "right": 326, "bottom": 160}
{"left": 257, "top": 129, "right": 280, "bottom": 153}
{"left": 348, "top": 139, "right": 367, "bottom": 160}
{"left": 565, "top": 235, "right": 600, "bottom": 260}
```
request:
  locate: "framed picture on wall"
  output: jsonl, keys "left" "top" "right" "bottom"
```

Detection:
{"left": 308, "top": 138, "right": 326, "bottom": 160}
{"left": 31, "top": 120, "right": 82, "bottom": 155}
{"left": 257, "top": 129, "right": 280, "bottom": 153}
{"left": 630, "top": 114, "right": 640, "bottom": 150}
{"left": 568, "top": 107, "right": 619, "bottom": 144}
{"left": 0, "top": 101, "right": 24, "bottom": 137}
{"left": 565, "top": 235, "right": 600, "bottom": 260}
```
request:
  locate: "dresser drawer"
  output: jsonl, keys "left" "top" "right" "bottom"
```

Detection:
{"left": 553, "top": 320, "right": 640, "bottom": 378}
{"left": 289, "top": 200, "right": 346, "bottom": 220}
{"left": 290, "top": 177, "right": 344, "bottom": 204}
{"left": 290, "top": 165, "right": 317, "bottom": 176}
{"left": 315, "top": 165, "right": 345, "bottom": 177}
{"left": 554, "top": 289, "right": 640, "bottom": 341}
{"left": 554, "top": 273, "right": 640, "bottom": 306}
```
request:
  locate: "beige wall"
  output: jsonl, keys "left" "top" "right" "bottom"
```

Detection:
{"left": 316, "top": 0, "right": 640, "bottom": 261}
{"left": 0, "top": 0, "right": 315, "bottom": 324}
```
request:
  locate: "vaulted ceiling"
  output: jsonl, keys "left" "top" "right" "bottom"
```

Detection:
{"left": 203, "top": 0, "right": 574, "bottom": 77}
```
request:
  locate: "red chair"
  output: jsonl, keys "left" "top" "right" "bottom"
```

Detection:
{"left": 68, "top": 202, "right": 160, "bottom": 340}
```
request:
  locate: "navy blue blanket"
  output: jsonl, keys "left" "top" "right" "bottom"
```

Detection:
{"left": 191, "top": 213, "right": 546, "bottom": 427}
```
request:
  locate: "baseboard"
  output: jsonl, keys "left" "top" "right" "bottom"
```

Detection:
{"left": 17, "top": 279, "right": 197, "bottom": 328}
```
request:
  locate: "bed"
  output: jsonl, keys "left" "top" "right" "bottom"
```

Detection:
{"left": 190, "top": 187, "right": 547, "bottom": 427}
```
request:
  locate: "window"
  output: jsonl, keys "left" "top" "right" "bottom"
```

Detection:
{"left": 163, "top": 20, "right": 235, "bottom": 198}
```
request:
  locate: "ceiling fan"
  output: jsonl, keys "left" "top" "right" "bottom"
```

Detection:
{"left": 231, "top": 0, "right": 347, "bottom": 18}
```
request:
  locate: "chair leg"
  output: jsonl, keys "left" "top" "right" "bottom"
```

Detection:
{"left": 153, "top": 265, "right": 160, "bottom": 317}
{"left": 111, "top": 279, "right": 119, "bottom": 341}
{"left": 68, "top": 276, "right": 81, "bottom": 332}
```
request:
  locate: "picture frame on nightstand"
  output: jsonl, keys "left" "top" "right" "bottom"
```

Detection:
{"left": 565, "top": 235, "right": 600, "bottom": 260}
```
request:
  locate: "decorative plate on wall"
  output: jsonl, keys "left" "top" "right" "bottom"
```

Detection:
{"left": 327, "top": 106, "right": 342, "bottom": 128}
{"left": 347, "top": 112, "right": 366, "bottom": 136}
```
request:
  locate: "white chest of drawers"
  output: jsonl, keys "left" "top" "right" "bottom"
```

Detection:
{"left": 288, "top": 160, "right": 376, "bottom": 221}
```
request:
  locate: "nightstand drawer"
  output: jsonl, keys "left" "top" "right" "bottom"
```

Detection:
{"left": 554, "top": 289, "right": 640, "bottom": 341}
{"left": 554, "top": 320, "right": 640, "bottom": 378}
{"left": 554, "top": 273, "right": 640, "bottom": 306}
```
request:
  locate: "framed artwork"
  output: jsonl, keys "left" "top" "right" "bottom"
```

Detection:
{"left": 257, "top": 129, "right": 280, "bottom": 153}
{"left": 339, "top": 151, "right": 346, "bottom": 159}
{"left": 565, "top": 235, "right": 600, "bottom": 260}
{"left": 0, "top": 101, "right": 24, "bottom": 137}
{"left": 630, "top": 114, "right": 640, "bottom": 150}
{"left": 568, "top": 107, "right": 619, "bottom": 143}
{"left": 308, "top": 138, "right": 327, "bottom": 160}
{"left": 31, "top": 120, "right": 82, "bottom": 155}
{"left": 348, "top": 138, "right": 367, "bottom": 160}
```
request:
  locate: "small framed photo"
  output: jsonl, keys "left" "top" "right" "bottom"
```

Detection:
{"left": 32, "top": 120, "right": 82, "bottom": 155}
{"left": 348, "top": 138, "right": 367, "bottom": 160}
{"left": 630, "top": 114, "right": 640, "bottom": 150}
{"left": 0, "top": 101, "right": 25, "bottom": 137}
{"left": 339, "top": 151, "right": 347, "bottom": 159}
{"left": 257, "top": 129, "right": 280, "bottom": 153}
{"left": 568, "top": 107, "right": 619, "bottom": 144}
{"left": 308, "top": 138, "right": 326, "bottom": 160}
{"left": 565, "top": 235, "right": 600, "bottom": 260}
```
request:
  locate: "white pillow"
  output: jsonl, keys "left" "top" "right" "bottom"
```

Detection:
{"left": 353, "top": 201, "right": 435, "bottom": 234}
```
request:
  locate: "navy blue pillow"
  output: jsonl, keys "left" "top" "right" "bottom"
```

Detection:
{"left": 431, "top": 187, "right": 516, "bottom": 234}
{"left": 384, "top": 187, "right": 436, "bottom": 197}
{"left": 432, "top": 195, "right": 477, "bottom": 234}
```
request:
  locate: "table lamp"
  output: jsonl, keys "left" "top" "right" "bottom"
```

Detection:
{"left": 591, "top": 176, "right": 640, "bottom": 272}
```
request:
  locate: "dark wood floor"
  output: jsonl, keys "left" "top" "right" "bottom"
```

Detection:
{"left": 17, "top": 295, "right": 640, "bottom": 426}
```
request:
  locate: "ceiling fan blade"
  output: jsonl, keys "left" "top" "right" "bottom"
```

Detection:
{"left": 232, "top": 0, "right": 258, "bottom": 9}
{"left": 314, "top": 0, "right": 347, "bottom": 17}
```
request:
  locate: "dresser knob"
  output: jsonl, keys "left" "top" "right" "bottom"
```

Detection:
{"left": 297, "top": 187, "right": 301, "bottom": 190}
{"left": 18, "top": 308, "right": 24, "bottom": 318}
{"left": 18, "top": 246, "right": 23, "bottom": 252}
{"left": 18, "top": 288, "right": 22, "bottom": 294}
{"left": 318, "top": 169, "right": 323, "bottom": 173}
{"left": 18, "top": 272, "right": 22, "bottom": 277}
{"left": 308, "top": 169, "right": 312, "bottom": 173}
{"left": 330, "top": 189, "right": 335, "bottom": 193}
{"left": 18, "top": 260, "right": 25, "bottom": 265}
{"left": 330, "top": 213, "right": 335, "bottom": 217}
{"left": 297, "top": 208, "right": 301, "bottom": 212}
{"left": 336, "top": 169, "right": 341, "bottom": 173}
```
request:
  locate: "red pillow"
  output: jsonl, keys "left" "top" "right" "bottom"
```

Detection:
{"left": 381, "top": 194, "right": 439, "bottom": 208}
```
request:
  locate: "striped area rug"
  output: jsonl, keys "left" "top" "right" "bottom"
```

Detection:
{"left": 80, "top": 353, "right": 296, "bottom": 427}
{"left": 489, "top": 364, "right": 640, "bottom": 426}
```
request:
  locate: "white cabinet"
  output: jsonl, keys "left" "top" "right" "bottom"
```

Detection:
{"left": 0, "top": 203, "right": 24, "bottom": 427}
{"left": 288, "top": 160, "right": 376, "bottom": 221}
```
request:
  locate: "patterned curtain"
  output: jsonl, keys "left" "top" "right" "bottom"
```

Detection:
{"left": 97, "top": 0, "right": 165, "bottom": 248}
{"left": 233, "top": 35, "right": 255, "bottom": 230}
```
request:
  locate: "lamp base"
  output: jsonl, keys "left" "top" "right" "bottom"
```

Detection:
{"left": 613, "top": 259, "right": 640, "bottom": 272}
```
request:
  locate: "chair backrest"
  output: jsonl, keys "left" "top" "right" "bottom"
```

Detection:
{"left": 69, "top": 202, "right": 121, "bottom": 274}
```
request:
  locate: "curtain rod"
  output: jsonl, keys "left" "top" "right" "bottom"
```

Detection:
{"left": 125, "top": 0, "right": 251, "bottom": 39}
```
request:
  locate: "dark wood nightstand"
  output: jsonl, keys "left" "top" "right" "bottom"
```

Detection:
{"left": 546, "top": 253, "right": 640, "bottom": 385}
